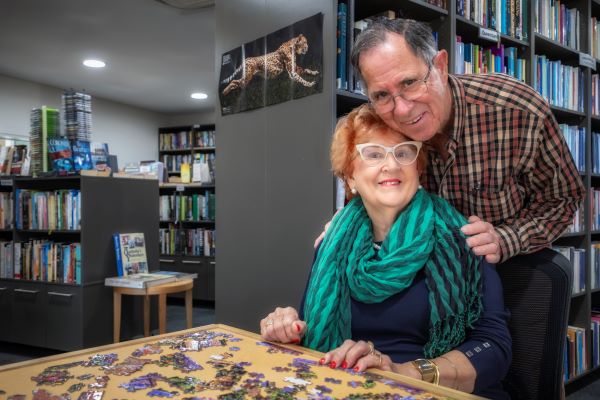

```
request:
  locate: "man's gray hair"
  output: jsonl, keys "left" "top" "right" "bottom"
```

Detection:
{"left": 351, "top": 18, "right": 438, "bottom": 88}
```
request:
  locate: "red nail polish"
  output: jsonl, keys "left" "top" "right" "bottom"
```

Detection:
{"left": 292, "top": 338, "right": 300, "bottom": 344}
{"left": 341, "top": 361, "right": 348, "bottom": 369}
{"left": 329, "top": 361, "right": 337, "bottom": 369}
{"left": 353, "top": 366, "right": 360, "bottom": 372}
{"left": 295, "top": 323, "right": 301, "bottom": 333}
{"left": 319, "top": 358, "right": 325, "bottom": 365}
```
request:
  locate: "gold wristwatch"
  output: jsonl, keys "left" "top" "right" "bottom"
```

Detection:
{"left": 411, "top": 358, "right": 439, "bottom": 384}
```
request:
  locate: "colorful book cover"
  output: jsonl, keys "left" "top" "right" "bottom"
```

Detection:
{"left": 48, "top": 138, "right": 74, "bottom": 173}
{"left": 90, "top": 142, "right": 109, "bottom": 168}
{"left": 71, "top": 140, "right": 93, "bottom": 171}
{"left": 113, "top": 233, "right": 148, "bottom": 276}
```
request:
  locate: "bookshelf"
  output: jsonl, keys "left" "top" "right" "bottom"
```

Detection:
{"left": 158, "top": 124, "right": 216, "bottom": 302}
{"left": 333, "top": 0, "right": 598, "bottom": 388}
{"left": 0, "top": 176, "right": 158, "bottom": 350}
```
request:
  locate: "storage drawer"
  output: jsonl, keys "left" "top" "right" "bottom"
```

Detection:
{"left": 0, "top": 281, "right": 12, "bottom": 341}
{"left": 45, "top": 285, "right": 83, "bottom": 351}
{"left": 10, "top": 281, "right": 45, "bottom": 346}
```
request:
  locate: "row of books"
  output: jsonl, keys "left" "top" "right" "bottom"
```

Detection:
{"left": 0, "top": 240, "right": 81, "bottom": 284}
{"left": 455, "top": 38, "right": 527, "bottom": 81}
{"left": 592, "top": 17, "right": 600, "bottom": 60}
{"left": 534, "top": 55, "right": 584, "bottom": 112}
{"left": 592, "top": 311, "right": 600, "bottom": 369}
{"left": 589, "top": 243, "right": 600, "bottom": 290}
{"left": 593, "top": 74, "right": 600, "bottom": 118}
{"left": 553, "top": 246, "right": 586, "bottom": 294}
{"left": 15, "top": 189, "right": 81, "bottom": 231}
{"left": 0, "top": 241, "right": 13, "bottom": 279}
{"left": 457, "top": 0, "right": 528, "bottom": 40}
{"left": 592, "top": 132, "right": 600, "bottom": 174}
{"left": 564, "top": 206, "right": 583, "bottom": 234}
{"left": 565, "top": 325, "right": 587, "bottom": 381}
{"left": 0, "top": 192, "right": 12, "bottom": 229}
{"left": 159, "top": 227, "right": 215, "bottom": 257}
{"left": 590, "top": 190, "right": 600, "bottom": 231}
{"left": 559, "top": 124, "right": 585, "bottom": 173}
{"left": 159, "top": 193, "right": 216, "bottom": 222}
{"left": 160, "top": 154, "right": 193, "bottom": 173}
{"left": 159, "top": 129, "right": 215, "bottom": 151}
{"left": 535, "top": 0, "right": 581, "bottom": 51}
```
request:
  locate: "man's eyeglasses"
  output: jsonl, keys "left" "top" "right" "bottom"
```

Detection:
{"left": 368, "top": 65, "right": 432, "bottom": 113}
{"left": 355, "top": 141, "right": 423, "bottom": 167}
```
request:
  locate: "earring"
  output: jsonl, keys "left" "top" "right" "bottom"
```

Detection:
{"left": 351, "top": 187, "right": 357, "bottom": 194}
{"left": 418, "top": 185, "right": 423, "bottom": 189}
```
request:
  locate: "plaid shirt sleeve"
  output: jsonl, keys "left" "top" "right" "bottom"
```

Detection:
{"left": 494, "top": 110, "right": 585, "bottom": 262}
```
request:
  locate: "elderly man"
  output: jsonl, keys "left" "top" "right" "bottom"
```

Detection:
{"left": 337, "top": 18, "right": 584, "bottom": 263}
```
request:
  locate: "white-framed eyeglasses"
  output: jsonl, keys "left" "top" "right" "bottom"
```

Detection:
{"left": 355, "top": 141, "right": 423, "bottom": 167}
{"left": 368, "top": 65, "right": 432, "bottom": 113}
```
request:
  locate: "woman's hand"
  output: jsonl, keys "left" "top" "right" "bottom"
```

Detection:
{"left": 319, "top": 339, "right": 395, "bottom": 372}
{"left": 260, "top": 306, "right": 306, "bottom": 344}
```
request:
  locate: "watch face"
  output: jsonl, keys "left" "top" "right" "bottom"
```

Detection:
{"left": 412, "top": 359, "right": 436, "bottom": 383}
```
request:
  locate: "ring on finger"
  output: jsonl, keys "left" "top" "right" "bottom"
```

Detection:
{"left": 266, "top": 319, "right": 274, "bottom": 326}
{"left": 366, "top": 340, "right": 375, "bottom": 355}
{"left": 373, "top": 350, "right": 382, "bottom": 367}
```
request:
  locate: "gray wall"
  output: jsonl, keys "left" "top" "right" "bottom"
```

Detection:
{"left": 0, "top": 73, "right": 214, "bottom": 165}
{"left": 215, "top": 0, "right": 335, "bottom": 332}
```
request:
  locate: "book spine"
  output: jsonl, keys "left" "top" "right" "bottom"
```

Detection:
{"left": 113, "top": 234, "right": 123, "bottom": 276}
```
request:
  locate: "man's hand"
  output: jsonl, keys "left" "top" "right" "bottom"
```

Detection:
{"left": 461, "top": 215, "right": 501, "bottom": 264}
{"left": 313, "top": 220, "right": 331, "bottom": 248}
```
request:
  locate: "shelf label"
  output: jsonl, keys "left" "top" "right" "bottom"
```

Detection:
{"left": 0, "top": 179, "right": 12, "bottom": 187}
{"left": 479, "top": 27, "right": 499, "bottom": 42}
{"left": 579, "top": 53, "right": 596, "bottom": 71}
{"left": 176, "top": 185, "right": 185, "bottom": 192}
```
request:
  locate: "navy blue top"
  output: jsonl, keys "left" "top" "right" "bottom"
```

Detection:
{"left": 300, "top": 258, "right": 511, "bottom": 399}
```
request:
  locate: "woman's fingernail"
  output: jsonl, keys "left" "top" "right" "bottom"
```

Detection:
{"left": 295, "top": 323, "right": 301, "bottom": 332}
{"left": 329, "top": 361, "right": 337, "bottom": 369}
{"left": 353, "top": 366, "right": 360, "bottom": 372}
{"left": 319, "top": 358, "right": 326, "bottom": 365}
{"left": 292, "top": 338, "right": 300, "bottom": 344}
{"left": 341, "top": 361, "right": 348, "bottom": 369}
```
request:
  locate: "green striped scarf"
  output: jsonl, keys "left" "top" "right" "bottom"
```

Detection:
{"left": 303, "top": 188, "right": 483, "bottom": 358}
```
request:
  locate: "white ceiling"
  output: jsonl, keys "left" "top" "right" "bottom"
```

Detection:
{"left": 0, "top": 0, "right": 215, "bottom": 114}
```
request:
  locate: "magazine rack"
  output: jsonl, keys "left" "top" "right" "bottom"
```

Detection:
{"left": 112, "top": 279, "right": 194, "bottom": 342}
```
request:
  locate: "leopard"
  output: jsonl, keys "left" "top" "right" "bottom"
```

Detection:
{"left": 221, "top": 34, "right": 319, "bottom": 96}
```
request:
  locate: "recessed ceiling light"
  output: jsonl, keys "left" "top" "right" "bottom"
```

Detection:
{"left": 191, "top": 92, "right": 208, "bottom": 100}
{"left": 83, "top": 59, "right": 106, "bottom": 68}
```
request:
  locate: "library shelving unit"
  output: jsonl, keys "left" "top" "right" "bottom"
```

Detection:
{"left": 0, "top": 175, "right": 158, "bottom": 350}
{"left": 158, "top": 124, "right": 216, "bottom": 302}
{"left": 334, "top": 0, "right": 599, "bottom": 389}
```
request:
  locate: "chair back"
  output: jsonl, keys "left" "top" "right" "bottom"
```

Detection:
{"left": 496, "top": 248, "right": 572, "bottom": 400}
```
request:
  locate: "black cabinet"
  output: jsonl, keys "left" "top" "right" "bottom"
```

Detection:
{"left": 0, "top": 176, "right": 158, "bottom": 350}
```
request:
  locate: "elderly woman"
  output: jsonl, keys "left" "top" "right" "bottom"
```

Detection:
{"left": 260, "top": 104, "right": 511, "bottom": 399}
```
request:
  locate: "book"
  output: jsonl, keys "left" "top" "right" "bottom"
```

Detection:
{"left": 104, "top": 273, "right": 176, "bottom": 289}
{"left": 48, "top": 138, "right": 74, "bottom": 173}
{"left": 71, "top": 140, "right": 93, "bottom": 171}
{"left": 90, "top": 142, "right": 109, "bottom": 169}
{"left": 113, "top": 233, "right": 149, "bottom": 276}
{"left": 153, "top": 270, "right": 197, "bottom": 281}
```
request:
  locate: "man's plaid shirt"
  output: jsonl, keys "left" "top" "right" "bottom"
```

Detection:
{"left": 423, "top": 74, "right": 585, "bottom": 262}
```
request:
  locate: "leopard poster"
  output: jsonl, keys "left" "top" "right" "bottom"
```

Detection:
{"left": 219, "top": 13, "right": 323, "bottom": 115}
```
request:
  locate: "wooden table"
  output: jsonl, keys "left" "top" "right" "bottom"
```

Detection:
{"left": 0, "top": 324, "right": 484, "bottom": 399}
{"left": 112, "top": 279, "right": 193, "bottom": 342}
